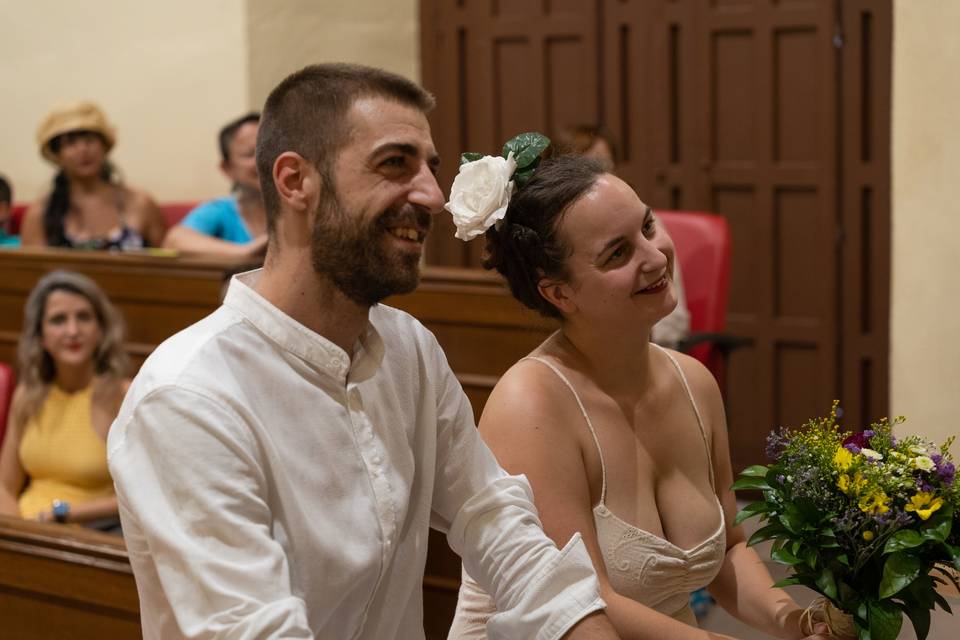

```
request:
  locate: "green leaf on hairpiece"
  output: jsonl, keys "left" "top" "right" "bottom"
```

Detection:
{"left": 459, "top": 152, "right": 484, "bottom": 165}
{"left": 513, "top": 166, "right": 537, "bottom": 189}
{"left": 502, "top": 132, "right": 551, "bottom": 170}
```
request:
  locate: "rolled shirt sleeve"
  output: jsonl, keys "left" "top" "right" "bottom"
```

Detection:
{"left": 428, "top": 341, "right": 605, "bottom": 640}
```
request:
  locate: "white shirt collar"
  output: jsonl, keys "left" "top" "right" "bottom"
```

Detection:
{"left": 223, "top": 269, "right": 384, "bottom": 382}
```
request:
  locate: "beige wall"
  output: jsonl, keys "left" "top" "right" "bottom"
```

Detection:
{"left": 0, "top": 1, "right": 420, "bottom": 205}
{"left": 891, "top": 1, "right": 960, "bottom": 452}
{"left": 0, "top": 1, "right": 249, "bottom": 203}
{"left": 246, "top": 0, "right": 420, "bottom": 109}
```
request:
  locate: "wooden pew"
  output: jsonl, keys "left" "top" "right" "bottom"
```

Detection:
{"left": 0, "top": 515, "right": 140, "bottom": 639}
{"left": 0, "top": 249, "right": 555, "bottom": 637}
{"left": 0, "top": 249, "right": 554, "bottom": 417}
{"left": 0, "top": 248, "right": 251, "bottom": 370}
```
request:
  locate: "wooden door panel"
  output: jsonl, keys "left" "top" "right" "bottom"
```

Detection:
{"left": 712, "top": 30, "right": 759, "bottom": 164}
{"left": 422, "top": 0, "right": 600, "bottom": 268}
{"left": 839, "top": 0, "right": 892, "bottom": 430}
{"left": 775, "top": 28, "right": 821, "bottom": 164}
{"left": 421, "top": 0, "right": 892, "bottom": 565}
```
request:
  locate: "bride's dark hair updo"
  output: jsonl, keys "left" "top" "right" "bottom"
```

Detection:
{"left": 482, "top": 155, "right": 605, "bottom": 318}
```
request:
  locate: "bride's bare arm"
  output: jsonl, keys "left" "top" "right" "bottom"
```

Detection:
{"left": 675, "top": 354, "right": 815, "bottom": 640}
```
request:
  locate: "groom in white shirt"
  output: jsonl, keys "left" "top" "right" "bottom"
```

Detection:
{"left": 107, "top": 63, "right": 619, "bottom": 639}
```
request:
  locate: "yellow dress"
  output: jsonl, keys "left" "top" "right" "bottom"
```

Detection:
{"left": 17, "top": 384, "right": 114, "bottom": 519}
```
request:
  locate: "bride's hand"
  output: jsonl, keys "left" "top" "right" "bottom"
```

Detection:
{"left": 802, "top": 621, "right": 830, "bottom": 639}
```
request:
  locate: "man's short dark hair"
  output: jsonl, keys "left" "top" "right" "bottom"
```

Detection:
{"left": 0, "top": 174, "right": 11, "bottom": 205}
{"left": 219, "top": 112, "right": 260, "bottom": 163}
{"left": 256, "top": 63, "right": 435, "bottom": 232}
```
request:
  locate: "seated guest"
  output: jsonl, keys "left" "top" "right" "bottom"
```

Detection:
{"left": 446, "top": 155, "right": 827, "bottom": 639}
{"left": 555, "top": 124, "right": 690, "bottom": 348}
{"left": 20, "top": 100, "right": 166, "bottom": 250}
{"left": 0, "top": 270, "right": 130, "bottom": 529}
{"left": 554, "top": 124, "right": 619, "bottom": 172}
{"left": 162, "top": 112, "right": 268, "bottom": 258}
{"left": 0, "top": 174, "right": 19, "bottom": 247}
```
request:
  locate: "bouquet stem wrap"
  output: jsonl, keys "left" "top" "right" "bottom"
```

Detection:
{"left": 802, "top": 597, "right": 857, "bottom": 640}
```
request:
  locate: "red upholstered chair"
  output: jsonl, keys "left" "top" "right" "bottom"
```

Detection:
{"left": 7, "top": 204, "right": 27, "bottom": 235}
{"left": 0, "top": 362, "right": 15, "bottom": 449}
{"left": 159, "top": 202, "right": 199, "bottom": 230}
{"left": 657, "top": 211, "right": 751, "bottom": 393}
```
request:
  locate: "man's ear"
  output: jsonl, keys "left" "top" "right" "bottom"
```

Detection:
{"left": 272, "top": 152, "right": 318, "bottom": 214}
{"left": 537, "top": 277, "right": 577, "bottom": 316}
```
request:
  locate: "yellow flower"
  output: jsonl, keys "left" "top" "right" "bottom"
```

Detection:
{"left": 838, "top": 474, "right": 851, "bottom": 493}
{"left": 839, "top": 471, "right": 868, "bottom": 496}
{"left": 863, "top": 530, "right": 875, "bottom": 541}
{"left": 905, "top": 491, "right": 944, "bottom": 520}
{"left": 834, "top": 446, "right": 854, "bottom": 472}
{"left": 859, "top": 491, "right": 891, "bottom": 515}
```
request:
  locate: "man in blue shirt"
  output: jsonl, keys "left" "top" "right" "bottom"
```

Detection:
{"left": 163, "top": 113, "right": 268, "bottom": 258}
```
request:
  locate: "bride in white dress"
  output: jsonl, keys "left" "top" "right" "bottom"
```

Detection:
{"left": 444, "top": 154, "right": 830, "bottom": 640}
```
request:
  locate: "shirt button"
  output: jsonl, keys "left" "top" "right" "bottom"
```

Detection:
{"left": 372, "top": 454, "right": 383, "bottom": 465}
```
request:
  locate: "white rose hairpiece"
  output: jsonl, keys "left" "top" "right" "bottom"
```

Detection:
{"left": 444, "top": 132, "right": 550, "bottom": 241}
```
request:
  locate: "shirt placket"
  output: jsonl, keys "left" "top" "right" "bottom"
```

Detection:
{"left": 346, "top": 383, "right": 397, "bottom": 558}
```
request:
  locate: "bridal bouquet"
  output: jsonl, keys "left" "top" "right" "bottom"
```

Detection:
{"left": 734, "top": 402, "right": 959, "bottom": 640}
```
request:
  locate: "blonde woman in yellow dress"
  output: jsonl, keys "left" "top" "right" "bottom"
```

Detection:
{"left": 0, "top": 270, "right": 130, "bottom": 527}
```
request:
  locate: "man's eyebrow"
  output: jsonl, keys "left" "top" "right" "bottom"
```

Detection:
{"left": 372, "top": 142, "right": 418, "bottom": 157}
{"left": 371, "top": 143, "right": 441, "bottom": 169}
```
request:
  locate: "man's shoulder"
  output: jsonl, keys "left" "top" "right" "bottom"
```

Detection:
{"left": 125, "top": 306, "right": 251, "bottom": 401}
{"left": 371, "top": 303, "right": 436, "bottom": 347}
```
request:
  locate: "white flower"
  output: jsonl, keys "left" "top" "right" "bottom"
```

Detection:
{"left": 444, "top": 152, "right": 516, "bottom": 241}
{"left": 861, "top": 448, "right": 883, "bottom": 461}
{"left": 912, "top": 455, "right": 936, "bottom": 471}
{"left": 908, "top": 445, "right": 927, "bottom": 456}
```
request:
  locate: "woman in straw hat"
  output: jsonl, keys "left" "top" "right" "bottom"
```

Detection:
{"left": 20, "top": 100, "right": 165, "bottom": 250}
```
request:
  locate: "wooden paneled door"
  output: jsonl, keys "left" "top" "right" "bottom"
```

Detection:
{"left": 654, "top": 1, "right": 845, "bottom": 472}
{"left": 421, "top": 0, "right": 890, "bottom": 473}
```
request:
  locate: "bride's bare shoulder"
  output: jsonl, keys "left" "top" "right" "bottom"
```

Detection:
{"left": 479, "top": 356, "right": 585, "bottom": 440}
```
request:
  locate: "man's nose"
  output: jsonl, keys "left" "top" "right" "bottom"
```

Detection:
{"left": 409, "top": 165, "right": 445, "bottom": 215}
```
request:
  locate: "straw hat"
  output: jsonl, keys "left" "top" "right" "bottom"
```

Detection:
{"left": 36, "top": 100, "right": 117, "bottom": 162}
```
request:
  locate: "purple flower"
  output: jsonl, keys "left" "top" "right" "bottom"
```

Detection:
{"left": 765, "top": 428, "right": 790, "bottom": 460}
{"left": 875, "top": 510, "right": 911, "bottom": 527}
{"left": 844, "top": 443, "right": 862, "bottom": 454}
{"left": 936, "top": 459, "right": 956, "bottom": 487}
{"left": 843, "top": 430, "right": 873, "bottom": 450}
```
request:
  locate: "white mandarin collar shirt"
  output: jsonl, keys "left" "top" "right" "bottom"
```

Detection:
{"left": 108, "top": 270, "right": 603, "bottom": 640}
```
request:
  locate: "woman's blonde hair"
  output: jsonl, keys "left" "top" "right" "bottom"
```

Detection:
{"left": 11, "top": 270, "right": 128, "bottom": 428}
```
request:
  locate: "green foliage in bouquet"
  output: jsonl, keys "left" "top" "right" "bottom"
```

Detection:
{"left": 734, "top": 402, "right": 960, "bottom": 640}
{"left": 459, "top": 132, "right": 550, "bottom": 188}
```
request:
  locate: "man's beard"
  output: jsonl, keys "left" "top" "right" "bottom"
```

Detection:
{"left": 310, "top": 190, "right": 432, "bottom": 307}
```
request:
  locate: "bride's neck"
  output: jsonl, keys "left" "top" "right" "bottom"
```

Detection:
{"left": 553, "top": 321, "right": 655, "bottom": 396}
